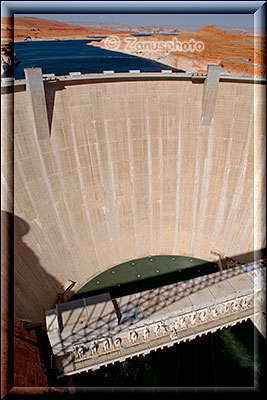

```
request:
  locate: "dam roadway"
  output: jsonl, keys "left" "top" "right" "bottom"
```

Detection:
{"left": 1, "top": 68, "right": 266, "bottom": 326}
{"left": 45, "top": 261, "right": 265, "bottom": 376}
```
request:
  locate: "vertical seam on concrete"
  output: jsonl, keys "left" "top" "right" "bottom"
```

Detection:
{"left": 69, "top": 120, "right": 101, "bottom": 271}
{"left": 173, "top": 120, "right": 182, "bottom": 254}
{"left": 126, "top": 116, "right": 137, "bottom": 249}
{"left": 159, "top": 117, "right": 163, "bottom": 252}
{"left": 229, "top": 123, "right": 253, "bottom": 250}
{"left": 48, "top": 92, "right": 82, "bottom": 276}
{"left": 197, "top": 79, "right": 221, "bottom": 238}
{"left": 223, "top": 104, "right": 253, "bottom": 252}
{"left": 145, "top": 95, "right": 153, "bottom": 255}
{"left": 126, "top": 82, "right": 137, "bottom": 251}
{"left": 28, "top": 130, "right": 77, "bottom": 279}
{"left": 211, "top": 97, "right": 236, "bottom": 245}
{"left": 197, "top": 124, "right": 215, "bottom": 241}
{"left": 101, "top": 90, "right": 120, "bottom": 263}
{"left": 59, "top": 98, "right": 95, "bottom": 268}
{"left": 189, "top": 87, "right": 202, "bottom": 254}
{"left": 90, "top": 121, "right": 112, "bottom": 242}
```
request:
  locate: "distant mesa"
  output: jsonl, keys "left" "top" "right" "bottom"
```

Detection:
{"left": 233, "top": 28, "right": 250, "bottom": 35}
{"left": 197, "top": 24, "right": 227, "bottom": 35}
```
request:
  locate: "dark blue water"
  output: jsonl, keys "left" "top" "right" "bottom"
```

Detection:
{"left": 158, "top": 33, "right": 181, "bottom": 36}
{"left": 14, "top": 40, "right": 182, "bottom": 79}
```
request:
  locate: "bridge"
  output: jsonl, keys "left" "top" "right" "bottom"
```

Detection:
{"left": 46, "top": 260, "right": 266, "bottom": 377}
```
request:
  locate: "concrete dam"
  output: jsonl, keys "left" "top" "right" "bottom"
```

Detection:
{"left": 1, "top": 67, "right": 265, "bottom": 327}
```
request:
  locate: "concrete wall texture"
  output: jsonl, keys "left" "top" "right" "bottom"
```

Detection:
{"left": 1, "top": 71, "right": 266, "bottom": 322}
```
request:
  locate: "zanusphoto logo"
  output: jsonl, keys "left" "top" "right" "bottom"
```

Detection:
{"left": 104, "top": 35, "right": 205, "bottom": 55}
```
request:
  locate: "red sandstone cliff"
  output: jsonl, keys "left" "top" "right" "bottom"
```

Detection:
{"left": 13, "top": 17, "right": 127, "bottom": 42}
{"left": 89, "top": 24, "right": 266, "bottom": 77}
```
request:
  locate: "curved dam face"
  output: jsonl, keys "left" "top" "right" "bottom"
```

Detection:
{"left": 1, "top": 71, "right": 265, "bottom": 322}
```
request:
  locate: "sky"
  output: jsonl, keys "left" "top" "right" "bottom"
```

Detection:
{"left": 15, "top": 13, "right": 255, "bottom": 29}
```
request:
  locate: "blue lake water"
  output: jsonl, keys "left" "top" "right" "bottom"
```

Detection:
{"left": 14, "top": 39, "right": 183, "bottom": 79}
{"left": 158, "top": 33, "right": 181, "bottom": 36}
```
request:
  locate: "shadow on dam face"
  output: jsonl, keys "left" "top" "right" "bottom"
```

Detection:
{"left": 1, "top": 210, "right": 75, "bottom": 393}
{"left": 1, "top": 210, "right": 75, "bottom": 322}
{"left": 44, "top": 80, "right": 66, "bottom": 135}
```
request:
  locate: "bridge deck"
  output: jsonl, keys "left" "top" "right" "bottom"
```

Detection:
{"left": 45, "top": 261, "right": 265, "bottom": 377}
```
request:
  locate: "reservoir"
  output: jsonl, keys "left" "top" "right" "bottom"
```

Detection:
{"left": 14, "top": 39, "right": 182, "bottom": 79}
